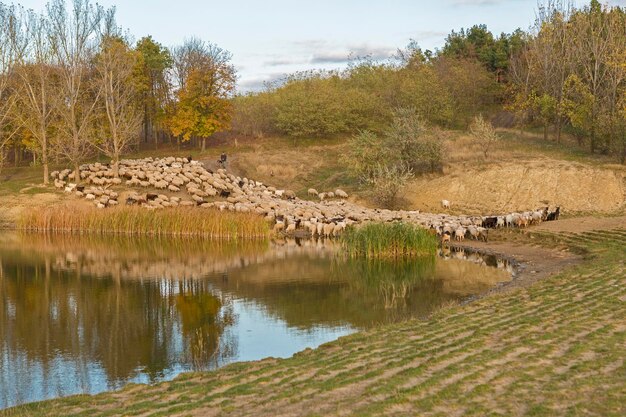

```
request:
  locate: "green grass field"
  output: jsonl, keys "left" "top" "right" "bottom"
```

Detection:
{"left": 3, "top": 228, "right": 624, "bottom": 417}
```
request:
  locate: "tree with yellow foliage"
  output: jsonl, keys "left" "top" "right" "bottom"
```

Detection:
{"left": 168, "top": 39, "right": 235, "bottom": 150}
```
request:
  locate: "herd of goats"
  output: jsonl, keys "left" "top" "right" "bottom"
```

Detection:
{"left": 51, "top": 156, "right": 561, "bottom": 242}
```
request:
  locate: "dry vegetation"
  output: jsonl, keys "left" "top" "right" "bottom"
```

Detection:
{"left": 17, "top": 205, "right": 270, "bottom": 240}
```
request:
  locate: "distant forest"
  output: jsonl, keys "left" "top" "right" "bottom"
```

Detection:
{"left": 0, "top": 0, "right": 625, "bottom": 186}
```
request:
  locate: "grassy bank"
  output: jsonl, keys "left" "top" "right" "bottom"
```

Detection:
{"left": 5, "top": 228, "right": 623, "bottom": 416}
{"left": 17, "top": 206, "right": 270, "bottom": 240}
{"left": 341, "top": 222, "right": 437, "bottom": 258}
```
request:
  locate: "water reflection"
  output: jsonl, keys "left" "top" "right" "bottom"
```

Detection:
{"left": 0, "top": 233, "right": 512, "bottom": 409}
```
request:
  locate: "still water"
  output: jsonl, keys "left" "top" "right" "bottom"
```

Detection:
{"left": 0, "top": 233, "right": 512, "bottom": 409}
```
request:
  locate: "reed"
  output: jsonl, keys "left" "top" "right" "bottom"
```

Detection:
{"left": 17, "top": 206, "right": 270, "bottom": 240}
{"left": 341, "top": 222, "right": 437, "bottom": 259}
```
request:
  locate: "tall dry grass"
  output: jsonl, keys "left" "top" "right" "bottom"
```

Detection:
{"left": 18, "top": 206, "right": 270, "bottom": 240}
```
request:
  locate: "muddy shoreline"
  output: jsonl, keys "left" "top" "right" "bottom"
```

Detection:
{"left": 450, "top": 239, "right": 581, "bottom": 303}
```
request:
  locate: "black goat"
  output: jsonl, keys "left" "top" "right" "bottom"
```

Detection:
{"left": 220, "top": 190, "right": 231, "bottom": 198}
{"left": 546, "top": 206, "right": 561, "bottom": 221}
{"left": 482, "top": 217, "right": 498, "bottom": 229}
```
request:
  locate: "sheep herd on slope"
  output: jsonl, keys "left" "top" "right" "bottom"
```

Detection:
{"left": 50, "top": 156, "right": 561, "bottom": 240}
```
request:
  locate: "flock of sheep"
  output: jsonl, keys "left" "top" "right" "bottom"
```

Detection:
{"left": 435, "top": 200, "right": 560, "bottom": 244}
{"left": 51, "top": 156, "right": 560, "bottom": 240}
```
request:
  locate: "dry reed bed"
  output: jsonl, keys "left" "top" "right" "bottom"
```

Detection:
{"left": 17, "top": 206, "right": 270, "bottom": 240}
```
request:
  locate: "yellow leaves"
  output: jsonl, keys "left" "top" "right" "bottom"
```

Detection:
{"left": 168, "top": 67, "right": 232, "bottom": 141}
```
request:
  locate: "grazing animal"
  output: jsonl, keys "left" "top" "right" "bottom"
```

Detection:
{"left": 308, "top": 188, "right": 319, "bottom": 197}
{"left": 441, "top": 199, "right": 451, "bottom": 209}
{"left": 454, "top": 227, "right": 465, "bottom": 241}
{"left": 335, "top": 189, "right": 348, "bottom": 199}
{"left": 477, "top": 227, "right": 488, "bottom": 242}
{"left": 516, "top": 215, "right": 529, "bottom": 228}
{"left": 482, "top": 217, "right": 498, "bottom": 229}
{"left": 546, "top": 206, "right": 561, "bottom": 221}
{"left": 505, "top": 214, "right": 514, "bottom": 228}
{"left": 496, "top": 217, "right": 505, "bottom": 228}
{"left": 441, "top": 232, "right": 451, "bottom": 244}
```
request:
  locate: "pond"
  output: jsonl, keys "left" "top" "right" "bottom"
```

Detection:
{"left": 0, "top": 233, "right": 513, "bottom": 409}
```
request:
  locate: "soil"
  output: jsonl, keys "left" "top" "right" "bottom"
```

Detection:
{"left": 453, "top": 240, "right": 580, "bottom": 293}
{"left": 404, "top": 158, "right": 626, "bottom": 214}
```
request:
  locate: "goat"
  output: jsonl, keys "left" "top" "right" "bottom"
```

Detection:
{"left": 546, "top": 206, "right": 561, "bottom": 221}
{"left": 482, "top": 216, "right": 498, "bottom": 229}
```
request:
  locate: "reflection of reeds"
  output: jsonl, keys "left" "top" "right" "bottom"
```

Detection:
{"left": 341, "top": 223, "right": 437, "bottom": 259}
{"left": 17, "top": 206, "right": 270, "bottom": 240}
{"left": 14, "top": 231, "right": 270, "bottom": 259}
{"left": 335, "top": 256, "right": 438, "bottom": 309}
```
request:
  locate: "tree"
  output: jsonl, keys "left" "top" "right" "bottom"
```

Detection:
{"left": 231, "top": 91, "right": 276, "bottom": 138}
{"left": 469, "top": 114, "right": 500, "bottom": 158}
{"left": 13, "top": 9, "right": 56, "bottom": 184}
{"left": 134, "top": 36, "right": 171, "bottom": 147}
{"left": 169, "top": 39, "right": 235, "bottom": 150}
{"left": 568, "top": 1, "right": 612, "bottom": 153}
{"left": 0, "top": 3, "right": 20, "bottom": 177}
{"left": 367, "top": 163, "right": 412, "bottom": 208}
{"left": 94, "top": 34, "right": 142, "bottom": 178}
{"left": 47, "top": 0, "right": 107, "bottom": 181}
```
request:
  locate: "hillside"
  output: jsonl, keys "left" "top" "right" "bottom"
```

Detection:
{"left": 1, "top": 130, "right": 625, "bottom": 224}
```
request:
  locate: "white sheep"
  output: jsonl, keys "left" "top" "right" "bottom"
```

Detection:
{"left": 441, "top": 199, "right": 451, "bottom": 209}
{"left": 335, "top": 189, "right": 348, "bottom": 199}
{"left": 308, "top": 188, "right": 319, "bottom": 196}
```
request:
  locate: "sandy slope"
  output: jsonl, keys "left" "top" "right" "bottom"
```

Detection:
{"left": 404, "top": 159, "right": 626, "bottom": 214}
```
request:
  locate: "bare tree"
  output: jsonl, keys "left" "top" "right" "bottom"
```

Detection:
{"left": 94, "top": 23, "right": 141, "bottom": 178}
{"left": 568, "top": 1, "right": 612, "bottom": 153}
{"left": 0, "top": 3, "right": 21, "bottom": 176}
{"left": 47, "top": 0, "right": 105, "bottom": 181}
{"left": 13, "top": 10, "right": 56, "bottom": 184}
{"left": 470, "top": 114, "right": 500, "bottom": 158}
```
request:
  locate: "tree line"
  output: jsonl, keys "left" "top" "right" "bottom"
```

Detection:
{"left": 232, "top": 0, "right": 626, "bottom": 164}
{"left": 510, "top": 0, "right": 626, "bottom": 162}
{"left": 0, "top": 0, "right": 235, "bottom": 183}
{"left": 1, "top": 0, "right": 625, "bottom": 188}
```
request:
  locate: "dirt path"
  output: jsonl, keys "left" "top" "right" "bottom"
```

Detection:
{"left": 533, "top": 215, "right": 626, "bottom": 233}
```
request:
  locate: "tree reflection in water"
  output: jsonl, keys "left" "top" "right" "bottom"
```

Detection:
{"left": 0, "top": 233, "right": 511, "bottom": 409}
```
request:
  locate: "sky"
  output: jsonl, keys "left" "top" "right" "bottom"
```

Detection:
{"left": 11, "top": 0, "right": 626, "bottom": 91}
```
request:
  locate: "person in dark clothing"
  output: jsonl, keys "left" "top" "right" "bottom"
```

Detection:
{"left": 219, "top": 152, "right": 227, "bottom": 168}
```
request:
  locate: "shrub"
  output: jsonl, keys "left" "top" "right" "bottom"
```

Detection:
{"left": 469, "top": 114, "right": 500, "bottom": 158}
